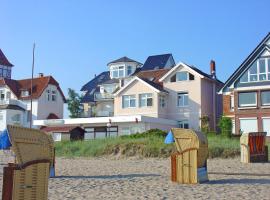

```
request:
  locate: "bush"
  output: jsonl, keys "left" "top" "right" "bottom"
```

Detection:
{"left": 120, "top": 129, "right": 167, "bottom": 139}
{"left": 200, "top": 115, "right": 210, "bottom": 134}
{"left": 218, "top": 116, "right": 232, "bottom": 138}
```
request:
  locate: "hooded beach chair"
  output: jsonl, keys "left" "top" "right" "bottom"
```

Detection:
{"left": 1, "top": 125, "right": 55, "bottom": 200}
{"left": 165, "top": 128, "right": 208, "bottom": 184}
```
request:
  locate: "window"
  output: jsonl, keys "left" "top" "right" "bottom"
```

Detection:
{"left": 0, "top": 114, "right": 3, "bottom": 121}
{"left": 159, "top": 96, "right": 166, "bottom": 108}
{"left": 127, "top": 66, "right": 133, "bottom": 75}
{"left": 21, "top": 90, "right": 29, "bottom": 97}
{"left": 170, "top": 74, "right": 176, "bottom": 82}
{"left": 176, "top": 72, "right": 188, "bottom": 81}
{"left": 52, "top": 90, "right": 57, "bottom": 101}
{"left": 240, "top": 58, "right": 270, "bottom": 83}
{"left": 177, "top": 92, "right": 189, "bottom": 107}
{"left": 11, "top": 114, "right": 21, "bottom": 123}
{"left": 47, "top": 90, "right": 50, "bottom": 101}
{"left": 27, "top": 111, "right": 31, "bottom": 122}
{"left": 6, "top": 92, "right": 11, "bottom": 99}
{"left": 122, "top": 95, "right": 136, "bottom": 108}
{"left": 0, "top": 90, "right": 5, "bottom": 100}
{"left": 230, "top": 95, "right": 234, "bottom": 110}
{"left": 261, "top": 91, "right": 270, "bottom": 106}
{"left": 178, "top": 120, "right": 189, "bottom": 129}
{"left": 111, "top": 66, "right": 125, "bottom": 78}
{"left": 139, "top": 93, "right": 153, "bottom": 107}
{"left": 52, "top": 133, "right": 62, "bottom": 142}
{"left": 238, "top": 92, "right": 257, "bottom": 107}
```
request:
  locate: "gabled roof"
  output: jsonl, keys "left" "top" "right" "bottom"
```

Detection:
{"left": 80, "top": 71, "right": 110, "bottom": 92}
{"left": 0, "top": 49, "right": 13, "bottom": 67}
{"left": 159, "top": 62, "right": 223, "bottom": 83}
{"left": 219, "top": 32, "right": 270, "bottom": 93}
{"left": 135, "top": 69, "right": 170, "bottom": 83}
{"left": 141, "top": 54, "right": 175, "bottom": 71}
{"left": 0, "top": 76, "right": 66, "bottom": 102}
{"left": 107, "top": 56, "right": 142, "bottom": 66}
{"left": 114, "top": 76, "right": 168, "bottom": 96}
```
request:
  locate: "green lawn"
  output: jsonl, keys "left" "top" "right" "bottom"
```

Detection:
{"left": 54, "top": 130, "right": 270, "bottom": 159}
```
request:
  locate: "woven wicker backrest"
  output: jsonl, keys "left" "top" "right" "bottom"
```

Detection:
{"left": 7, "top": 125, "right": 54, "bottom": 165}
{"left": 171, "top": 128, "right": 208, "bottom": 168}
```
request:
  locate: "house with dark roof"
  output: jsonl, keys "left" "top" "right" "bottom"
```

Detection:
{"left": 219, "top": 33, "right": 270, "bottom": 136}
{"left": 0, "top": 73, "right": 66, "bottom": 131}
{"left": 114, "top": 61, "right": 223, "bottom": 132}
{"left": 0, "top": 49, "right": 13, "bottom": 79}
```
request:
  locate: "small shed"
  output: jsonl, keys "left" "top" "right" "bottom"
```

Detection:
{"left": 240, "top": 132, "right": 268, "bottom": 163}
{"left": 170, "top": 128, "right": 208, "bottom": 184}
{"left": 41, "top": 126, "right": 85, "bottom": 142}
{"left": 1, "top": 125, "right": 54, "bottom": 200}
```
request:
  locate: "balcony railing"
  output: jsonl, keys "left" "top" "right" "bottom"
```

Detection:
{"left": 0, "top": 99, "right": 27, "bottom": 110}
{"left": 94, "top": 93, "right": 114, "bottom": 101}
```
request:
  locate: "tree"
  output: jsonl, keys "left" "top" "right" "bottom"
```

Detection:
{"left": 67, "top": 88, "right": 83, "bottom": 118}
{"left": 218, "top": 116, "right": 232, "bottom": 138}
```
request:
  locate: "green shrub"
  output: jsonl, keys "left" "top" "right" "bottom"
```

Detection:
{"left": 200, "top": 115, "right": 210, "bottom": 134}
{"left": 120, "top": 129, "right": 167, "bottom": 139}
{"left": 218, "top": 116, "right": 232, "bottom": 138}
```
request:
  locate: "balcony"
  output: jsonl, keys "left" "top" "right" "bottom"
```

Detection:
{"left": 0, "top": 99, "right": 27, "bottom": 110}
{"left": 94, "top": 93, "right": 114, "bottom": 101}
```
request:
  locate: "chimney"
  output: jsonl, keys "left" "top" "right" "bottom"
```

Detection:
{"left": 38, "top": 73, "right": 44, "bottom": 77}
{"left": 210, "top": 60, "right": 216, "bottom": 78}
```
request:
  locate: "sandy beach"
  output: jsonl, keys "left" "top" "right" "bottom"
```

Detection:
{"left": 1, "top": 152, "right": 270, "bottom": 200}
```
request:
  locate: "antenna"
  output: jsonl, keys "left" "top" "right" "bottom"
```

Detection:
{"left": 30, "top": 43, "right": 35, "bottom": 128}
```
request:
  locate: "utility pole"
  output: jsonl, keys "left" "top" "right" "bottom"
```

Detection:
{"left": 30, "top": 43, "right": 35, "bottom": 129}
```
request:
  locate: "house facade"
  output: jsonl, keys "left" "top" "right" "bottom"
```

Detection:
{"left": 35, "top": 53, "right": 223, "bottom": 138}
{"left": 0, "top": 74, "right": 66, "bottom": 131}
{"left": 219, "top": 33, "right": 270, "bottom": 136}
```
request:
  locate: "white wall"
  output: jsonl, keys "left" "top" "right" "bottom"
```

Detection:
{"left": 36, "top": 84, "right": 64, "bottom": 120}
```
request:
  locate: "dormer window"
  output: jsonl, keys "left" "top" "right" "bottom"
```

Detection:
{"left": 127, "top": 66, "right": 133, "bottom": 75}
{"left": 21, "top": 90, "right": 29, "bottom": 97}
{"left": 111, "top": 66, "right": 124, "bottom": 78}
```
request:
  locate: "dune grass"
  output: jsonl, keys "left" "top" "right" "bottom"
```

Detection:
{"left": 54, "top": 130, "right": 269, "bottom": 159}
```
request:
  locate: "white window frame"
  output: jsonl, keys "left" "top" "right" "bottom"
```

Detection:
{"left": 111, "top": 66, "right": 125, "bottom": 78}
{"left": 52, "top": 90, "right": 57, "bottom": 101}
{"left": 139, "top": 93, "right": 153, "bottom": 107}
{"left": 230, "top": 95, "right": 234, "bottom": 111}
{"left": 177, "top": 92, "right": 189, "bottom": 107}
{"left": 21, "top": 90, "right": 29, "bottom": 97}
{"left": 238, "top": 92, "right": 257, "bottom": 107}
{"left": 47, "top": 89, "right": 50, "bottom": 101}
{"left": 0, "top": 90, "right": 5, "bottom": 100}
{"left": 176, "top": 71, "right": 189, "bottom": 81}
{"left": 159, "top": 96, "right": 166, "bottom": 108}
{"left": 240, "top": 58, "right": 270, "bottom": 83}
{"left": 261, "top": 91, "right": 270, "bottom": 106}
{"left": 178, "top": 120, "right": 189, "bottom": 129}
{"left": 122, "top": 95, "right": 136, "bottom": 108}
{"left": 52, "top": 132, "right": 62, "bottom": 142}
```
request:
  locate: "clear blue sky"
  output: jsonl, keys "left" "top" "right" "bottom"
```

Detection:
{"left": 1, "top": 0, "right": 270, "bottom": 116}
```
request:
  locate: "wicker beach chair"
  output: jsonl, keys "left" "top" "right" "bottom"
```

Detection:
{"left": 170, "top": 128, "right": 208, "bottom": 184}
{"left": 2, "top": 125, "right": 54, "bottom": 200}
{"left": 240, "top": 132, "right": 268, "bottom": 163}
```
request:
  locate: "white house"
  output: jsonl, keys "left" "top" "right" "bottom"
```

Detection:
{"left": 0, "top": 74, "right": 66, "bottom": 131}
